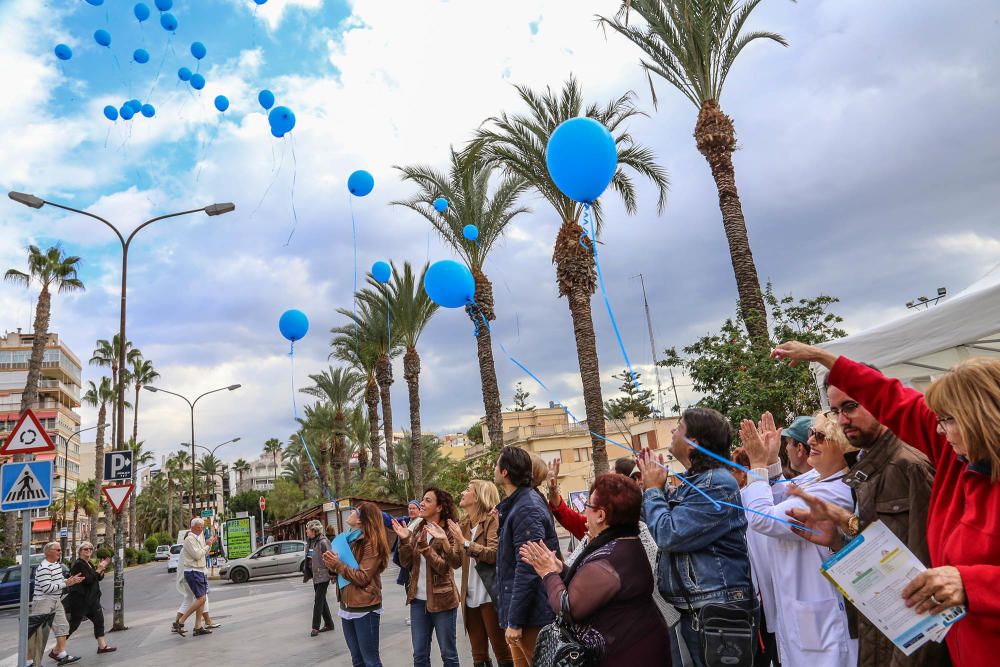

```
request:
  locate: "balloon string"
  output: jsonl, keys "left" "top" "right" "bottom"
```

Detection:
{"left": 349, "top": 196, "right": 359, "bottom": 357}
{"left": 686, "top": 439, "right": 793, "bottom": 483}
{"left": 284, "top": 133, "right": 300, "bottom": 246}
{"left": 145, "top": 33, "right": 171, "bottom": 102}
{"left": 290, "top": 343, "right": 335, "bottom": 502}
{"left": 250, "top": 135, "right": 286, "bottom": 220}
{"left": 195, "top": 116, "right": 222, "bottom": 185}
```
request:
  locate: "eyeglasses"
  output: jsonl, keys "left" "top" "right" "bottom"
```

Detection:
{"left": 583, "top": 502, "right": 601, "bottom": 511}
{"left": 824, "top": 401, "right": 860, "bottom": 419}
{"left": 81, "top": 547, "right": 92, "bottom": 551}
{"left": 935, "top": 416, "right": 956, "bottom": 428}
{"left": 807, "top": 429, "right": 827, "bottom": 443}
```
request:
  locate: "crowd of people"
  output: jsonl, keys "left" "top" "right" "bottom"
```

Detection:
{"left": 26, "top": 343, "right": 1000, "bottom": 667}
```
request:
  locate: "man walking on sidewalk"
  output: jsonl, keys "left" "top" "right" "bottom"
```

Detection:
{"left": 174, "top": 517, "right": 217, "bottom": 637}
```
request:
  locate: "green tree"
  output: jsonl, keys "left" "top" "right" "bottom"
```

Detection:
{"left": 475, "top": 76, "right": 669, "bottom": 475}
{"left": 196, "top": 454, "right": 223, "bottom": 515}
{"left": 126, "top": 438, "right": 154, "bottom": 547}
{"left": 466, "top": 422, "right": 484, "bottom": 446}
{"left": 296, "top": 402, "right": 337, "bottom": 496}
{"left": 512, "top": 381, "right": 535, "bottom": 412}
{"left": 3, "top": 244, "right": 84, "bottom": 556}
{"left": 600, "top": 0, "right": 789, "bottom": 346}
{"left": 233, "top": 458, "right": 250, "bottom": 492}
{"left": 268, "top": 478, "right": 308, "bottom": 521}
{"left": 604, "top": 370, "right": 656, "bottom": 420}
{"left": 262, "top": 438, "right": 283, "bottom": 482}
{"left": 125, "top": 356, "right": 159, "bottom": 465}
{"left": 301, "top": 366, "right": 363, "bottom": 495}
{"left": 90, "top": 335, "right": 140, "bottom": 454}
{"left": 69, "top": 479, "right": 97, "bottom": 556}
{"left": 395, "top": 149, "right": 530, "bottom": 450}
{"left": 663, "top": 285, "right": 846, "bottom": 429}
{"left": 82, "top": 377, "right": 116, "bottom": 545}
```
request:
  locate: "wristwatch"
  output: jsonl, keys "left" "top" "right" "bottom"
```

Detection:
{"left": 845, "top": 514, "right": 861, "bottom": 538}
{"left": 463, "top": 540, "right": 471, "bottom": 549}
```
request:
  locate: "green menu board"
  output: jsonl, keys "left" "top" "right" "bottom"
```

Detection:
{"left": 225, "top": 517, "right": 253, "bottom": 560}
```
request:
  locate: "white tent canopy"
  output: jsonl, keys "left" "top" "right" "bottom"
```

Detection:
{"left": 816, "top": 265, "right": 1000, "bottom": 389}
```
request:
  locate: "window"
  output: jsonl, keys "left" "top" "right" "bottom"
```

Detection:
{"left": 573, "top": 449, "right": 581, "bottom": 462}
{"left": 256, "top": 545, "right": 279, "bottom": 558}
{"left": 537, "top": 451, "right": 560, "bottom": 465}
{"left": 280, "top": 542, "right": 304, "bottom": 554}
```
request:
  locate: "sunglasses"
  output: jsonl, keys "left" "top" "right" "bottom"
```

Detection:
{"left": 807, "top": 429, "right": 827, "bottom": 443}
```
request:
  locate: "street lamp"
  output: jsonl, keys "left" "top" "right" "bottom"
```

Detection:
{"left": 9, "top": 190, "right": 235, "bottom": 633}
{"left": 144, "top": 385, "right": 241, "bottom": 519}
{"left": 182, "top": 437, "right": 240, "bottom": 517}
{"left": 59, "top": 423, "right": 110, "bottom": 556}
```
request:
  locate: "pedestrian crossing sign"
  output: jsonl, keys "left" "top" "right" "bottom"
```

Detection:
{"left": 1, "top": 460, "right": 53, "bottom": 512}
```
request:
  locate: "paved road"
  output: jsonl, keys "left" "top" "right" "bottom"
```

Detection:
{"left": 0, "top": 561, "right": 474, "bottom": 666}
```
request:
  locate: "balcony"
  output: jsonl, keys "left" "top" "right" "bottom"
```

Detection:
{"left": 38, "top": 379, "right": 81, "bottom": 400}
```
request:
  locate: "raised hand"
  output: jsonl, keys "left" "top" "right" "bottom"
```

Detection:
{"left": 391, "top": 519, "right": 411, "bottom": 541}
{"left": 425, "top": 522, "right": 447, "bottom": 540}
{"left": 739, "top": 419, "right": 768, "bottom": 469}
{"left": 519, "top": 540, "right": 561, "bottom": 578}
{"left": 770, "top": 341, "right": 837, "bottom": 369}
{"left": 759, "top": 411, "right": 781, "bottom": 465}
{"left": 637, "top": 448, "right": 667, "bottom": 490}
{"left": 322, "top": 550, "right": 340, "bottom": 570}
{"left": 446, "top": 519, "right": 464, "bottom": 543}
{"left": 546, "top": 458, "right": 561, "bottom": 509}
{"left": 788, "top": 484, "right": 854, "bottom": 528}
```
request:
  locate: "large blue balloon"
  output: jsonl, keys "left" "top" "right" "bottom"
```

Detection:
{"left": 371, "top": 261, "right": 391, "bottom": 284}
{"left": 424, "top": 260, "right": 475, "bottom": 309}
{"left": 54, "top": 44, "right": 72, "bottom": 61}
{"left": 127, "top": 99, "right": 142, "bottom": 113}
{"left": 133, "top": 48, "right": 150, "bottom": 64}
{"left": 268, "top": 106, "right": 295, "bottom": 134}
{"left": 86, "top": 0, "right": 104, "bottom": 5}
{"left": 190, "top": 42, "right": 206, "bottom": 60}
{"left": 347, "top": 170, "right": 374, "bottom": 197}
{"left": 545, "top": 117, "right": 618, "bottom": 204}
{"left": 279, "top": 309, "right": 309, "bottom": 342}
{"left": 177, "top": 66, "right": 192, "bottom": 81}
{"left": 258, "top": 89, "right": 274, "bottom": 110}
{"left": 103, "top": 105, "right": 118, "bottom": 121}
{"left": 160, "top": 12, "right": 178, "bottom": 31}
{"left": 134, "top": 3, "right": 150, "bottom": 22}
{"left": 141, "top": 104, "right": 155, "bottom": 118}
{"left": 214, "top": 95, "right": 229, "bottom": 112}
{"left": 94, "top": 30, "right": 111, "bottom": 47}
{"left": 463, "top": 225, "right": 479, "bottom": 242}
{"left": 120, "top": 105, "right": 135, "bottom": 121}
{"left": 190, "top": 73, "right": 206, "bottom": 90}
{"left": 154, "top": 0, "right": 172, "bottom": 10}
{"left": 254, "top": 0, "right": 268, "bottom": 4}
{"left": 433, "top": 197, "right": 448, "bottom": 212}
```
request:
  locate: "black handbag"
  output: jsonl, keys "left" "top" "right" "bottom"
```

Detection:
{"left": 473, "top": 560, "right": 499, "bottom": 603}
{"left": 531, "top": 590, "right": 604, "bottom": 667}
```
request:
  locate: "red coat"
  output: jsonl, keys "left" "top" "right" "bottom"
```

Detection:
{"left": 829, "top": 357, "right": 1000, "bottom": 666}
{"left": 552, "top": 497, "right": 587, "bottom": 540}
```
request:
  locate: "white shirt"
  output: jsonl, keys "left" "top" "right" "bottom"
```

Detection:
{"left": 465, "top": 526, "right": 491, "bottom": 608}
{"left": 414, "top": 531, "right": 432, "bottom": 601}
{"left": 34, "top": 560, "right": 65, "bottom": 600}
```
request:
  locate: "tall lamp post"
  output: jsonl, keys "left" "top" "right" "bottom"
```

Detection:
{"left": 9, "top": 191, "right": 235, "bottom": 634}
{"left": 60, "top": 423, "right": 110, "bottom": 556}
{"left": 183, "top": 437, "right": 240, "bottom": 518}
{"left": 144, "top": 385, "right": 241, "bottom": 517}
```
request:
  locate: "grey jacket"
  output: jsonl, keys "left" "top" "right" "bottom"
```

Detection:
{"left": 309, "top": 535, "right": 332, "bottom": 585}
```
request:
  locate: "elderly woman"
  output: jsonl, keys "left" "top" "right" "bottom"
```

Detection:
{"left": 521, "top": 473, "right": 670, "bottom": 666}
{"left": 63, "top": 542, "right": 115, "bottom": 655}
{"left": 774, "top": 342, "right": 1000, "bottom": 664}
{"left": 740, "top": 411, "right": 856, "bottom": 667}
{"left": 305, "top": 519, "right": 335, "bottom": 637}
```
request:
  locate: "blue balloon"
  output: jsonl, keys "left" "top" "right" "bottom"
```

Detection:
{"left": 103, "top": 105, "right": 118, "bottom": 121}
{"left": 133, "top": 48, "right": 149, "bottom": 64}
{"left": 177, "top": 66, "right": 192, "bottom": 81}
{"left": 347, "top": 170, "right": 374, "bottom": 197}
{"left": 190, "top": 42, "right": 206, "bottom": 60}
{"left": 154, "top": 0, "right": 172, "bottom": 10}
{"left": 141, "top": 104, "right": 155, "bottom": 118}
{"left": 433, "top": 197, "right": 448, "bottom": 212}
{"left": 258, "top": 89, "right": 274, "bottom": 110}
{"left": 463, "top": 225, "right": 479, "bottom": 242}
{"left": 86, "top": 0, "right": 104, "bottom": 5}
{"left": 94, "top": 30, "right": 111, "bottom": 47}
{"left": 270, "top": 127, "right": 284, "bottom": 139}
{"left": 371, "top": 261, "right": 391, "bottom": 284}
{"left": 423, "top": 260, "right": 475, "bottom": 309}
{"left": 190, "top": 73, "right": 205, "bottom": 90}
{"left": 134, "top": 3, "right": 150, "bottom": 21}
{"left": 120, "top": 105, "right": 135, "bottom": 121}
{"left": 160, "top": 12, "right": 177, "bottom": 32}
{"left": 268, "top": 106, "right": 295, "bottom": 134}
{"left": 545, "top": 117, "right": 618, "bottom": 204}
{"left": 54, "top": 44, "right": 72, "bottom": 61}
{"left": 254, "top": 0, "right": 268, "bottom": 4}
{"left": 127, "top": 99, "right": 142, "bottom": 113}
{"left": 279, "top": 309, "right": 309, "bottom": 342}
{"left": 214, "top": 95, "right": 229, "bottom": 112}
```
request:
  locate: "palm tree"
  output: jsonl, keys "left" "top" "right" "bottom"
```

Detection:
{"left": 233, "top": 458, "right": 251, "bottom": 492}
{"left": 126, "top": 438, "right": 154, "bottom": 547}
{"left": 126, "top": 356, "right": 159, "bottom": 459}
{"left": 296, "top": 402, "right": 336, "bottom": 496}
{"left": 3, "top": 244, "right": 84, "bottom": 556}
{"left": 90, "top": 336, "right": 141, "bottom": 452}
{"left": 368, "top": 262, "right": 438, "bottom": 494}
{"left": 196, "top": 454, "right": 222, "bottom": 515}
{"left": 394, "top": 150, "right": 529, "bottom": 452}
{"left": 263, "top": 438, "right": 283, "bottom": 483}
{"left": 70, "top": 480, "right": 97, "bottom": 557}
{"left": 599, "top": 0, "right": 785, "bottom": 345}
{"left": 475, "top": 76, "right": 669, "bottom": 474}
{"left": 165, "top": 452, "right": 188, "bottom": 536}
{"left": 301, "top": 367, "right": 363, "bottom": 496}
{"left": 82, "top": 377, "right": 115, "bottom": 546}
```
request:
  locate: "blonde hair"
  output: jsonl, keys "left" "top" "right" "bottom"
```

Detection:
{"left": 78, "top": 541, "right": 94, "bottom": 557}
{"left": 530, "top": 453, "right": 548, "bottom": 488}
{"left": 466, "top": 479, "right": 501, "bottom": 522}
{"left": 305, "top": 519, "right": 325, "bottom": 535}
{"left": 925, "top": 357, "right": 1000, "bottom": 481}
{"left": 811, "top": 411, "right": 853, "bottom": 453}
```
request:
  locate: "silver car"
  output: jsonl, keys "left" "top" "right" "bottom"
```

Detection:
{"left": 219, "top": 540, "right": 307, "bottom": 584}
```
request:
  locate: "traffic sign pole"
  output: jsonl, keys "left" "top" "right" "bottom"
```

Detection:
{"left": 18, "top": 508, "right": 29, "bottom": 667}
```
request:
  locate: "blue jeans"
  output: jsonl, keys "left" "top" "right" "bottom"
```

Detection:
{"left": 341, "top": 612, "right": 382, "bottom": 667}
{"left": 409, "top": 600, "right": 459, "bottom": 667}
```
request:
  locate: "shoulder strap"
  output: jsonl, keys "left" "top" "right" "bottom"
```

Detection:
{"left": 669, "top": 551, "right": 695, "bottom": 615}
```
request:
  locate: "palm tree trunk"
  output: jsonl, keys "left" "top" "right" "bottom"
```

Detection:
{"left": 365, "top": 377, "right": 381, "bottom": 469}
{"left": 376, "top": 355, "right": 395, "bottom": 475}
{"left": 72, "top": 506, "right": 79, "bottom": 556}
{"left": 318, "top": 439, "right": 331, "bottom": 495}
{"left": 131, "top": 386, "right": 140, "bottom": 547}
{"left": 467, "top": 269, "right": 504, "bottom": 449}
{"left": 554, "top": 218, "right": 609, "bottom": 475}
{"left": 94, "top": 404, "right": 108, "bottom": 546}
{"left": 167, "top": 476, "right": 173, "bottom": 538}
{"left": 403, "top": 347, "right": 423, "bottom": 495}
{"left": 695, "top": 100, "right": 768, "bottom": 346}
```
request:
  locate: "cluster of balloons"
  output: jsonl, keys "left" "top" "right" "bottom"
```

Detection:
{"left": 348, "top": 170, "right": 374, "bottom": 196}
{"left": 177, "top": 42, "right": 208, "bottom": 89}
{"left": 104, "top": 99, "right": 155, "bottom": 122}
{"left": 279, "top": 309, "right": 309, "bottom": 342}
{"left": 424, "top": 260, "right": 475, "bottom": 309}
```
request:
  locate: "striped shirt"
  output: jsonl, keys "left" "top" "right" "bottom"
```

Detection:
{"left": 34, "top": 559, "right": 66, "bottom": 598}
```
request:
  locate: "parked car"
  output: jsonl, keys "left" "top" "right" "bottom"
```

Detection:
{"left": 0, "top": 565, "right": 37, "bottom": 608}
{"left": 167, "top": 544, "right": 182, "bottom": 573}
{"left": 219, "top": 540, "right": 306, "bottom": 584}
{"left": 155, "top": 545, "right": 171, "bottom": 561}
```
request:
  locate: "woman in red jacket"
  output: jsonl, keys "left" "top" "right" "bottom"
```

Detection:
{"left": 773, "top": 342, "right": 1000, "bottom": 666}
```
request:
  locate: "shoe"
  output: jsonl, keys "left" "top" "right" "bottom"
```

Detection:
{"left": 204, "top": 622, "right": 221, "bottom": 629}
{"left": 97, "top": 646, "right": 117, "bottom": 654}
{"left": 173, "top": 621, "right": 187, "bottom": 636}
{"left": 48, "top": 652, "right": 61, "bottom": 662}
{"left": 193, "top": 627, "right": 213, "bottom": 636}
{"left": 318, "top": 625, "right": 334, "bottom": 632}
{"left": 58, "top": 656, "right": 81, "bottom": 666}
{"left": 310, "top": 629, "right": 319, "bottom": 637}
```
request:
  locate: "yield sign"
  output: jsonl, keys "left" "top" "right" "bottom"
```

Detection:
{"left": 0, "top": 409, "right": 56, "bottom": 455}
{"left": 103, "top": 484, "right": 134, "bottom": 513}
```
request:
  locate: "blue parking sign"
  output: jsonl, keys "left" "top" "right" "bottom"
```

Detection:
{"left": 1, "top": 460, "right": 53, "bottom": 512}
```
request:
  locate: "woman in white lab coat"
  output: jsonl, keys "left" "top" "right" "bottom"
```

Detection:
{"left": 740, "top": 412, "right": 857, "bottom": 667}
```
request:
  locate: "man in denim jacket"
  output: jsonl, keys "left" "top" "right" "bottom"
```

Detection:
{"left": 638, "top": 407, "right": 756, "bottom": 667}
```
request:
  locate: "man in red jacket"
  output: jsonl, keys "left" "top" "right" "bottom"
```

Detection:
{"left": 773, "top": 341, "right": 1000, "bottom": 667}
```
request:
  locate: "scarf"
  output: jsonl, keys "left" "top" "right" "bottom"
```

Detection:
{"left": 563, "top": 523, "right": 639, "bottom": 585}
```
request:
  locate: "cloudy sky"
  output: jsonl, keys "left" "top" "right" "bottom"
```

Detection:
{"left": 2, "top": 0, "right": 998, "bottom": 468}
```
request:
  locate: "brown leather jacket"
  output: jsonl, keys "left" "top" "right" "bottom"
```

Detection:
{"left": 328, "top": 537, "right": 387, "bottom": 612}
{"left": 459, "top": 512, "right": 499, "bottom": 615}
{"left": 399, "top": 522, "right": 463, "bottom": 613}
{"left": 844, "top": 428, "right": 951, "bottom": 667}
